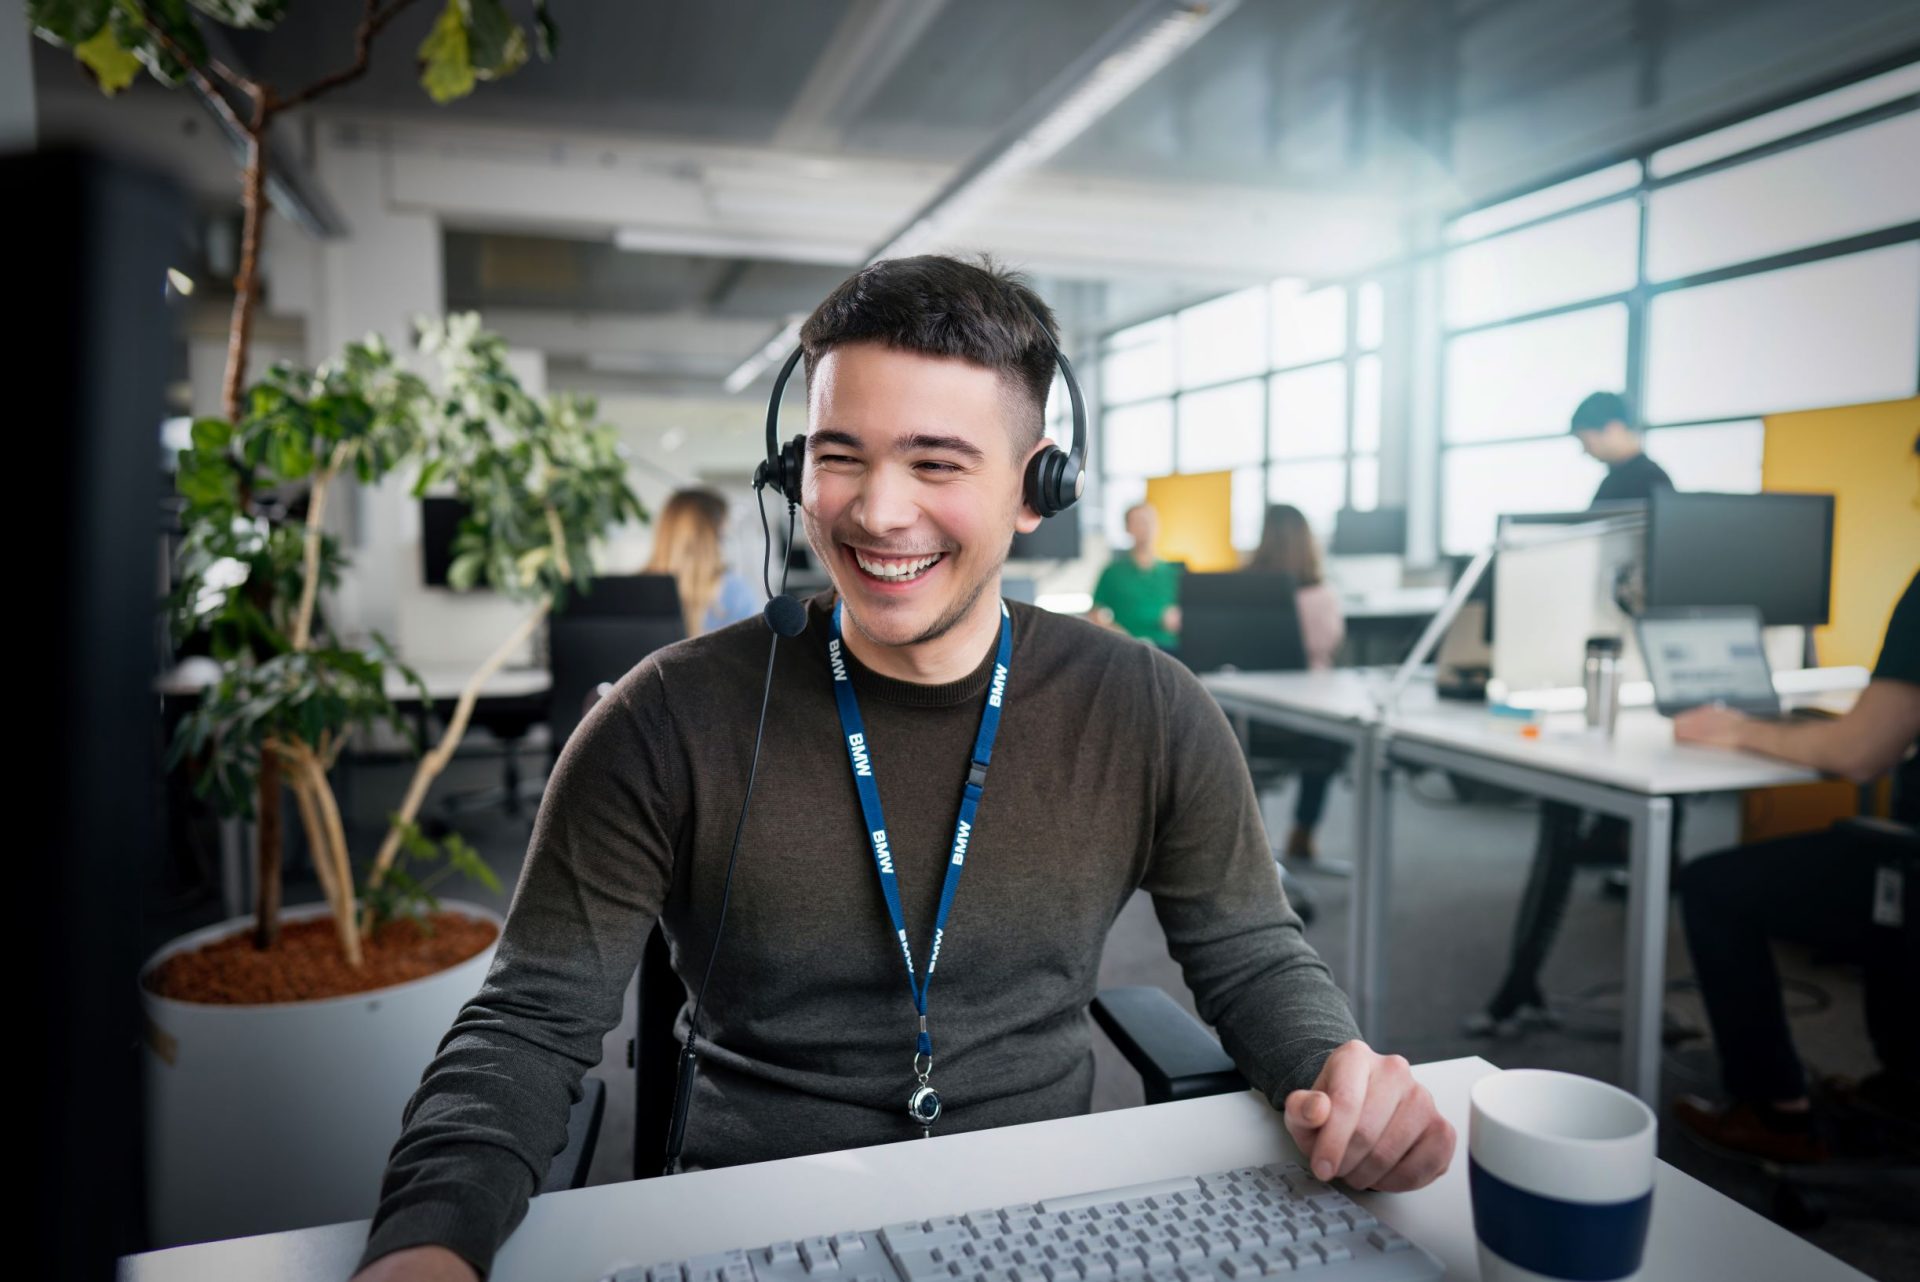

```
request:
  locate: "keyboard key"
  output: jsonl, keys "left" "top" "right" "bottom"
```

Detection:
{"left": 1338, "top": 1211, "right": 1376, "bottom": 1234}
{"left": 1218, "top": 1254, "right": 1261, "bottom": 1278}
{"left": 1312, "top": 1242, "right": 1350, "bottom": 1265}
{"left": 1366, "top": 1229, "right": 1411, "bottom": 1254}
{"left": 833, "top": 1233, "right": 868, "bottom": 1256}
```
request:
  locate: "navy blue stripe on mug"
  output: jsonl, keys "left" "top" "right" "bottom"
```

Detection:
{"left": 1470, "top": 1158, "right": 1652, "bottom": 1282}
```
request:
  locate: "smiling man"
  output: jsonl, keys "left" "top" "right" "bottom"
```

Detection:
{"left": 353, "top": 257, "right": 1453, "bottom": 1282}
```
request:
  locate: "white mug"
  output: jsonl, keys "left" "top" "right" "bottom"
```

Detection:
{"left": 1469, "top": 1069, "right": 1657, "bottom": 1282}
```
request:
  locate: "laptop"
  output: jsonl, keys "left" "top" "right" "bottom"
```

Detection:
{"left": 1635, "top": 605, "right": 1783, "bottom": 717}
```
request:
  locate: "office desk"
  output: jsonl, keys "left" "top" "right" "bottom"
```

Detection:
{"left": 114, "top": 1057, "right": 1869, "bottom": 1282}
{"left": 1202, "top": 669, "right": 1869, "bottom": 1107}
{"left": 157, "top": 661, "right": 553, "bottom": 703}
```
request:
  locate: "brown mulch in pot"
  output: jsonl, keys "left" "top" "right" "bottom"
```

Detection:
{"left": 143, "top": 912, "right": 500, "bottom": 1005}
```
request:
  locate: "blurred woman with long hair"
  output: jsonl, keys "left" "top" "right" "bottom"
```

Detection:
{"left": 644, "top": 488, "right": 761, "bottom": 637}
{"left": 1246, "top": 503, "right": 1347, "bottom": 860}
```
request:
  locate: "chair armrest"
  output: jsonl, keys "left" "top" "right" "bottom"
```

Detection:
{"left": 539, "top": 1074, "right": 607, "bottom": 1194}
{"left": 1835, "top": 816, "right": 1919, "bottom": 853}
{"left": 1092, "top": 986, "right": 1248, "bottom": 1106}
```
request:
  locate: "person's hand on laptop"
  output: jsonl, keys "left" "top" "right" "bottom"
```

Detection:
{"left": 1283, "top": 1041, "right": 1455, "bottom": 1192}
{"left": 1673, "top": 703, "right": 1750, "bottom": 750}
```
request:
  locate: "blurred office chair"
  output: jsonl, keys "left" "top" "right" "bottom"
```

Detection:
{"left": 1178, "top": 572, "right": 1328, "bottom": 921}
{"left": 548, "top": 575, "right": 687, "bottom": 758}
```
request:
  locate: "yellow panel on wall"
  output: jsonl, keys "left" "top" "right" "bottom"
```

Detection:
{"left": 1144, "top": 472, "right": 1237, "bottom": 572}
{"left": 1761, "top": 396, "right": 1920, "bottom": 669}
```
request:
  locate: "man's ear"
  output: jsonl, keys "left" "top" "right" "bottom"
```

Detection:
{"left": 1014, "top": 436, "right": 1055, "bottom": 533}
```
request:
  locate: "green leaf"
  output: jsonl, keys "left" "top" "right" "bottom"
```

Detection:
{"left": 417, "top": 0, "right": 475, "bottom": 104}
{"left": 28, "top": 0, "right": 113, "bottom": 46}
{"left": 190, "top": 416, "right": 234, "bottom": 452}
{"left": 184, "top": 0, "right": 286, "bottom": 28}
{"left": 532, "top": 0, "right": 555, "bottom": 60}
{"left": 465, "top": 0, "right": 527, "bottom": 79}
{"left": 74, "top": 20, "right": 141, "bottom": 93}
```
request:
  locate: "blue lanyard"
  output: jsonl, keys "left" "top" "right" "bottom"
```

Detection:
{"left": 827, "top": 598, "right": 1011, "bottom": 1061}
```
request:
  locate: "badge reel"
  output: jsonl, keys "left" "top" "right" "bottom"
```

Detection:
{"left": 909, "top": 1049, "right": 941, "bottom": 1136}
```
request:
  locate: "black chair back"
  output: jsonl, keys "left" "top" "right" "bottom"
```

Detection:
{"left": 549, "top": 574, "right": 684, "bottom": 750}
{"left": 1177, "top": 571, "right": 1308, "bottom": 674}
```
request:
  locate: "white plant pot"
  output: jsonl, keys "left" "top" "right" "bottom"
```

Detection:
{"left": 140, "top": 899, "right": 502, "bottom": 1247}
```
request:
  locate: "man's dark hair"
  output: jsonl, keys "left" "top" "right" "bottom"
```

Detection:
{"left": 799, "top": 254, "right": 1059, "bottom": 452}
{"left": 1570, "top": 391, "right": 1634, "bottom": 433}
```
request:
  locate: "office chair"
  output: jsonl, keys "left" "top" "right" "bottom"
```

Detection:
{"left": 1178, "top": 572, "right": 1328, "bottom": 921}
{"left": 533, "top": 922, "right": 1250, "bottom": 1191}
{"left": 548, "top": 575, "right": 687, "bottom": 758}
{"left": 1750, "top": 816, "right": 1920, "bottom": 1230}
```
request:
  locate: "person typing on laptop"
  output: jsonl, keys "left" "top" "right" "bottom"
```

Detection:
{"left": 1668, "top": 567, "right": 1920, "bottom": 1160}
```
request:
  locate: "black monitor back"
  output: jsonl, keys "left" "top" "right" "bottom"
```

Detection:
{"left": 1331, "top": 507, "right": 1407, "bottom": 556}
{"left": 1178, "top": 572, "right": 1308, "bottom": 673}
{"left": 549, "top": 575, "right": 685, "bottom": 747}
{"left": 1011, "top": 513, "right": 1082, "bottom": 561}
{"left": 420, "top": 496, "right": 470, "bottom": 588}
{"left": 1645, "top": 490, "right": 1834, "bottom": 626}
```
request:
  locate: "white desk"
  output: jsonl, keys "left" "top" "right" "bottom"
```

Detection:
{"left": 158, "top": 660, "right": 552, "bottom": 703}
{"left": 114, "top": 1057, "right": 1870, "bottom": 1282}
{"left": 1201, "top": 669, "right": 1867, "bottom": 1107}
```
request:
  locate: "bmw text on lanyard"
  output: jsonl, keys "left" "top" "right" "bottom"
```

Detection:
{"left": 827, "top": 598, "right": 1011, "bottom": 1136}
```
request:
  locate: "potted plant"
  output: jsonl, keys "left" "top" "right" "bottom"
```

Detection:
{"left": 28, "top": 1, "right": 624, "bottom": 1246}
{"left": 148, "top": 315, "right": 643, "bottom": 1246}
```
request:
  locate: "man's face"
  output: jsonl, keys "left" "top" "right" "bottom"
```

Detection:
{"left": 801, "top": 341, "right": 1044, "bottom": 651}
{"left": 1126, "top": 504, "right": 1158, "bottom": 551}
{"left": 1575, "top": 422, "right": 1633, "bottom": 463}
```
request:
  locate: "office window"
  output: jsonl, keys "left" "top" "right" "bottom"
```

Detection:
{"left": 1101, "top": 400, "right": 1175, "bottom": 477}
{"left": 1177, "top": 380, "right": 1264, "bottom": 473}
{"left": 1442, "top": 437, "right": 1604, "bottom": 554}
{"left": 1102, "top": 475, "right": 1148, "bottom": 554}
{"left": 1444, "top": 303, "right": 1628, "bottom": 443}
{"left": 1271, "top": 283, "right": 1347, "bottom": 368}
{"left": 1268, "top": 363, "right": 1346, "bottom": 460}
{"left": 1650, "top": 62, "right": 1920, "bottom": 179}
{"left": 1102, "top": 318, "right": 1174, "bottom": 404}
{"left": 1447, "top": 160, "right": 1643, "bottom": 242}
{"left": 1352, "top": 355, "right": 1382, "bottom": 454}
{"left": 1646, "top": 113, "right": 1920, "bottom": 282}
{"left": 1178, "top": 286, "right": 1267, "bottom": 389}
{"left": 1443, "top": 199, "right": 1639, "bottom": 328}
{"left": 1232, "top": 466, "right": 1265, "bottom": 551}
{"left": 1642, "top": 421, "right": 1765, "bottom": 493}
{"left": 1644, "top": 243, "right": 1920, "bottom": 423}
{"left": 1351, "top": 455, "right": 1380, "bottom": 512}
{"left": 1355, "top": 281, "right": 1384, "bottom": 351}
{"left": 1267, "top": 458, "right": 1347, "bottom": 540}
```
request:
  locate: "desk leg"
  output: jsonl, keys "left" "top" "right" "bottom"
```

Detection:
{"left": 1351, "top": 732, "right": 1390, "bottom": 1043}
{"left": 1624, "top": 796, "right": 1674, "bottom": 1108}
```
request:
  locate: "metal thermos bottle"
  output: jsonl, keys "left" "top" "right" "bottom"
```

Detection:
{"left": 1584, "top": 635, "right": 1624, "bottom": 734}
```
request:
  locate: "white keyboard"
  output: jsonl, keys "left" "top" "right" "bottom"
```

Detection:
{"left": 594, "top": 1162, "right": 1443, "bottom": 1281}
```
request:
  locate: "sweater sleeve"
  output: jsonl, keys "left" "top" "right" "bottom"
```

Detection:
{"left": 1137, "top": 653, "right": 1360, "bottom": 1102}
{"left": 354, "top": 663, "right": 685, "bottom": 1280}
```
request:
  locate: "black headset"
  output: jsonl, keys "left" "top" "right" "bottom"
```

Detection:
{"left": 751, "top": 311, "right": 1089, "bottom": 520}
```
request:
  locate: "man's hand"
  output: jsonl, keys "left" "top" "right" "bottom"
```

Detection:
{"left": 1161, "top": 604, "right": 1182, "bottom": 635}
{"left": 350, "top": 1244, "right": 480, "bottom": 1282}
{"left": 1283, "top": 1041, "right": 1454, "bottom": 1193}
{"left": 1673, "top": 704, "right": 1750, "bottom": 750}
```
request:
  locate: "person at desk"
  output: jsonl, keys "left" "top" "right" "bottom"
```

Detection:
{"left": 1668, "top": 567, "right": 1920, "bottom": 1161}
{"left": 1089, "top": 501, "right": 1182, "bottom": 647}
{"left": 1570, "top": 390, "right": 1672, "bottom": 503}
{"left": 1246, "top": 502, "right": 1347, "bottom": 861}
{"left": 644, "top": 488, "right": 762, "bottom": 637}
{"left": 1464, "top": 391, "right": 1678, "bottom": 1036}
{"left": 353, "top": 256, "right": 1453, "bottom": 1282}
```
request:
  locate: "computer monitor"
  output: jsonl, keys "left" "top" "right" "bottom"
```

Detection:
{"left": 1010, "top": 514, "right": 1082, "bottom": 561}
{"left": 1635, "top": 606, "right": 1780, "bottom": 716}
{"left": 421, "top": 496, "right": 472, "bottom": 589}
{"left": 1176, "top": 572, "right": 1308, "bottom": 673}
{"left": 548, "top": 575, "right": 685, "bottom": 748}
{"left": 1644, "top": 490, "right": 1834, "bottom": 626}
{"left": 1331, "top": 507, "right": 1407, "bottom": 556}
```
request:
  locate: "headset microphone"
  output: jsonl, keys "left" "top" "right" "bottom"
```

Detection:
{"left": 764, "top": 593, "right": 807, "bottom": 638}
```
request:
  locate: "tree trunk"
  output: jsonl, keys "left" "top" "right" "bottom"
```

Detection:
{"left": 250, "top": 753, "right": 283, "bottom": 949}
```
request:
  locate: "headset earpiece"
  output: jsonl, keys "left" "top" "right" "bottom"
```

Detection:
{"left": 1023, "top": 444, "right": 1083, "bottom": 519}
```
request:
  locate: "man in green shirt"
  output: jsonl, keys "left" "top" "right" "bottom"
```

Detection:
{"left": 1091, "top": 501, "right": 1182, "bottom": 647}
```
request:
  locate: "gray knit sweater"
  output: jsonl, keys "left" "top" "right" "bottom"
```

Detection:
{"left": 357, "top": 593, "right": 1359, "bottom": 1278}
